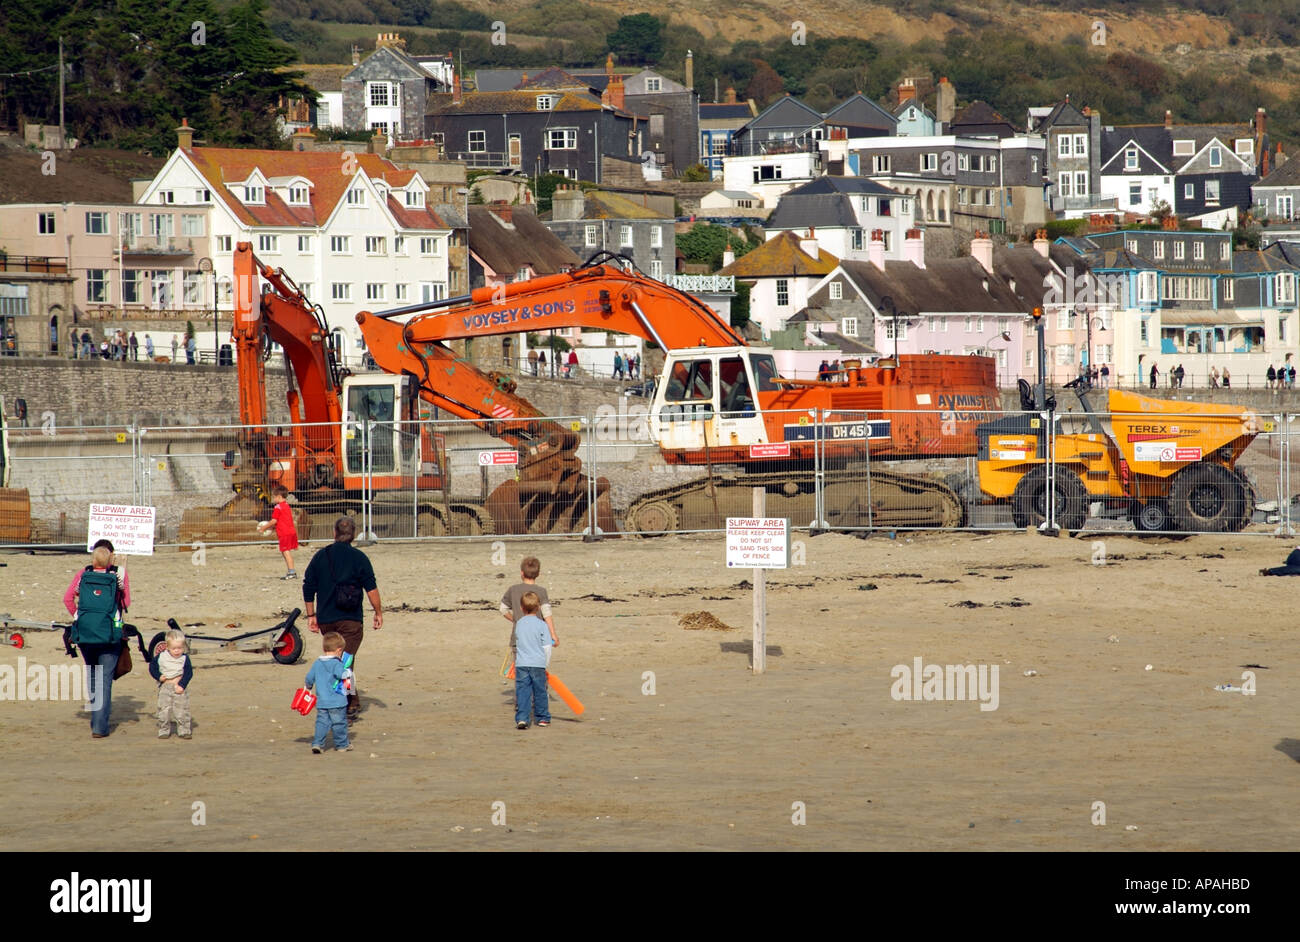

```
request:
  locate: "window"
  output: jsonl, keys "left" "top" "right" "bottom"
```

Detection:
{"left": 216, "top": 235, "right": 232, "bottom": 253}
{"left": 370, "top": 121, "right": 389, "bottom": 137}
{"left": 331, "top": 283, "right": 352, "bottom": 302}
{"left": 1056, "top": 309, "right": 1072, "bottom": 330}
{"left": 1193, "top": 241, "right": 1205, "bottom": 260}
{"left": 959, "top": 153, "right": 970, "bottom": 171}
{"left": 1072, "top": 134, "right": 1087, "bottom": 157}
{"left": 883, "top": 318, "right": 907, "bottom": 341}
{"left": 150, "top": 213, "right": 174, "bottom": 240}
{"left": 1129, "top": 183, "right": 1142, "bottom": 206}
{"left": 298, "top": 235, "right": 312, "bottom": 253}
{"left": 546, "top": 128, "right": 578, "bottom": 150}
{"left": 651, "top": 226, "right": 663, "bottom": 248}
{"left": 1174, "top": 242, "right": 1185, "bottom": 260}
{"left": 645, "top": 77, "right": 661, "bottom": 92}
{"left": 258, "top": 234, "right": 279, "bottom": 254}
{"left": 879, "top": 198, "right": 892, "bottom": 217}
{"left": 299, "top": 283, "right": 312, "bottom": 298}
{"left": 1276, "top": 273, "right": 1295, "bottom": 305}
{"left": 1031, "top": 155, "right": 1038, "bottom": 174}
{"left": 753, "top": 164, "right": 783, "bottom": 182}
{"left": 841, "top": 317, "right": 858, "bottom": 337}
{"left": 872, "top": 154, "right": 891, "bottom": 174}
{"left": 1096, "top": 344, "right": 1112, "bottom": 364}
{"left": 776, "top": 279, "right": 789, "bottom": 307}
{"left": 1058, "top": 173, "right": 1072, "bottom": 198}
{"left": 535, "top": 95, "right": 555, "bottom": 111}
{"left": 976, "top": 316, "right": 984, "bottom": 332}
{"left": 122, "top": 270, "right": 142, "bottom": 304}
{"left": 1205, "top": 180, "right": 1220, "bottom": 205}
{"left": 194, "top": 188, "right": 211, "bottom": 203}
{"left": 1125, "top": 148, "right": 1139, "bottom": 171}
{"left": 1138, "top": 272, "right": 1158, "bottom": 303}
{"left": 1055, "top": 344, "right": 1075, "bottom": 365}
{"left": 1173, "top": 140, "right": 1194, "bottom": 156}
{"left": 405, "top": 189, "right": 424, "bottom": 207}
{"left": 1148, "top": 188, "right": 1159, "bottom": 205}
{"left": 85, "top": 211, "right": 108, "bottom": 234}
{"left": 285, "top": 185, "right": 307, "bottom": 205}
{"left": 1236, "top": 138, "right": 1254, "bottom": 157}
{"left": 1126, "top": 239, "right": 1138, "bottom": 253}
{"left": 420, "top": 237, "right": 440, "bottom": 256}
{"left": 182, "top": 214, "right": 204, "bottom": 237}
{"left": 1223, "top": 279, "right": 1234, "bottom": 301}
{"left": 468, "top": 130, "right": 486, "bottom": 152}
{"left": 1153, "top": 241, "right": 1165, "bottom": 260}
{"left": 393, "top": 236, "right": 404, "bottom": 254}
{"left": 711, "top": 136, "right": 728, "bottom": 157}
{"left": 1025, "top": 346, "right": 1034, "bottom": 366}
{"left": 1139, "top": 318, "right": 1149, "bottom": 343}
{"left": 881, "top": 231, "right": 891, "bottom": 252}
{"left": 956, "top": 187, "right": 967, "bottom": 205}
{"left": 829, "top": 282, "right": 842, "bottom": 301}
{"left": 851, "top": 229, "right": 864, "bottom": 251}
{"left": 1074, "top": 172, "right": 1088, "bottom": 197}
{"left": 1221, "top": 242, "right": 1231, "bottom": 261}
{"left": 86, "top": 269, "right": 108, "bottom": 303}
{"left": 366, "top": 283, "right": 385, "bottom": 302}
{"left": 183, "top": 272, "right": 201, "bottom": 305}
{"left": 317, "top": 101, "right": 330, "bottom": 126}
{"left": 243, "top": 185, "right": 264, "bottom": 204}
{"left": 989, "top": 156, "right": 997, "bottom": 171}
{"left": 1184, "top": 183, "right": 1194, "bottom": 200}
{"left": 366, "top": 236, "right": 386, "bottom": 255}
{"left": 649, "top": 259, "right": 663, "bottom": 280}
{"left": 346, "top": 187, "right": 366, "bottom": 206}
{"left": 158, "top": 190, "right": 175, "bottom": 204}
{"left": 1281, "top": 318, "right": 1289, "bottom": 342}
{"left": 330, "top": 235, "right": 350, "bottom": 254}
{"left": 965, "top": 316, "right": 974, "bottom": 332}
{"left": 38, "top": 211, "right": 55, "bottom": 234}
{"left": 369, "top": 82, "right": 390, "bottom": 107}
{"left": 585, "top": 225, "right": 598, "bottom": 247}
{"left": 620, "top": 225, "right": 633, "bottom": 247}
{"left": 1278, "top": 195, "right": 1294, "bottom": 220}
{"left": 1161, "top": 276, "right": 1212, "bottom": 301}
{"left": 395, "top": 284, "right": 409, "bottom": 301}
{"left": 1057, "top": 135, "right": 1070, "bottom": 158}
{"left": 921, "top": 153, "right": 937, "bottom": 171}
{"left": 1209, "top": 146, "right": 1222, "bottom": 168}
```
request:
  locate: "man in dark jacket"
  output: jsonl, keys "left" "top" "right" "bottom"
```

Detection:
{"left": 303, "top": 517, "right": 383, "bottom": 722}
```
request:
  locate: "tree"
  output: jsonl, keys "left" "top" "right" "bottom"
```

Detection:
{"left": 680, "top": 163, "right": 710, "bottom": 182}
{"left": 677, "top": 223, "right": 732, "bottom": 269}
{"left": 730, "top": 281, "right": 751, "bottom": 330}
{"left": 746, "top": 60, "right": 785, "bottom": 109}
{"left": 607, "top": 13, "right": 664, "bottom": 65}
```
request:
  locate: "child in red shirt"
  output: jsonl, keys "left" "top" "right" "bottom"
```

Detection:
{"left": 256, "top": 485, "right": 299, "bottom": 579}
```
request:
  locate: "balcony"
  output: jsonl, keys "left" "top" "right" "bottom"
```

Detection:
{"left": 113, "top": 236, "right": 197, "bottom": 258}
{"left": 452, "top": 150, "right": 516, "bottom": 169}
{"left": 0, "top": 254, "right": 68, "bottom": 274}
{"left": 665, "top": 274, "right": 735, "bottom": 293}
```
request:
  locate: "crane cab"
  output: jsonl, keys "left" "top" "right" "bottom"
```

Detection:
{"left": 340, "top": 374, "right": 434, "bottom": 485}
{"left": 649, "top": 346, "right": 781, "bottom": 461}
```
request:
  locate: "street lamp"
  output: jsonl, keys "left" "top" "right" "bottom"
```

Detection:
{"left": 197, "top": 256, "right": 214, "bottom": 364}
{"left": 879, "top": 295, "right": 908, "bottom": 360}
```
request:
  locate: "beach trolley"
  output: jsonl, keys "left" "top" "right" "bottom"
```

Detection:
{"left": 1, "top": 613, "right": 71, "bottom": 649}
{"left": 144, "top": 609, "right": 305, "bottom": 665}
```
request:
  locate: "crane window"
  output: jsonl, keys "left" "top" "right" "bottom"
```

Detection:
{"left": 749, "top": 353, "right": 780, "bottom": 391}
{"left": 665, "top": 359, "right": 713, "bottom": 402}
{"left": 346, "top": 385, "right": 397, "bottom": 474}
{"left": 718, "top": 357, "right": 755, "bottom": 417}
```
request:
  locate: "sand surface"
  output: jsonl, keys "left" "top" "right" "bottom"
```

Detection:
{"left": 1, "top": 530, "right": 1295, "bottom": 851}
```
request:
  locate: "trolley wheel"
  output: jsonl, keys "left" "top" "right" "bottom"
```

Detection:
{"left": 9, "top": 632, "right": 24, "bottom": 649}
{"left": 147, "top": 632, "right": 168, "bottom": 660}
{"left": 272, "top": 624, "right": 304, "bottom": 665}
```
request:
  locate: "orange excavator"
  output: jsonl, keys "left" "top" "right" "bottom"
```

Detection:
{"left": 226, "top": 244, "right": 1002, "bottom": 534}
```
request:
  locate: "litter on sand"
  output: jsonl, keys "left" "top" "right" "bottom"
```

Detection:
{"left": 678, "top": 611, "right": 737, "bottom": 631}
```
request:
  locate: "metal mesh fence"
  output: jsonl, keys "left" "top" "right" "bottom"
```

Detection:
{"left": 0, "top": 404, "right": 1293, "bottom": 547}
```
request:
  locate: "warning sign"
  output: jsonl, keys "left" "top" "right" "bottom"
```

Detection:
{"left": 748, "top": 443, "right": 791, "bottom": 459}
{"left": 1174, "top": 446, "right": 1202, "bottom": 461}
{"left": 478, "top": 450, "right": 519, "bottom": 466}
{"left": 87, "top": 504, "right": 156, "bottom": 555}
{"left": 726, "top": 517, "right": 789, "bottom": 569}
{"left": 1134, "top": 442, "right": 1202, "bottom": 463}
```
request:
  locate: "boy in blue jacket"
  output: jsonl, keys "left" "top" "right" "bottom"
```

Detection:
{"left": 514, "top": 592, "right": 553, "bottom": 730}
{"left": 305, "top": 632, "right": 353, "bottom": 753}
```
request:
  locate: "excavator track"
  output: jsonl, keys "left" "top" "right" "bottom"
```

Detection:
{"left": 623, "top": 466, "right": 967, "bottom": 534}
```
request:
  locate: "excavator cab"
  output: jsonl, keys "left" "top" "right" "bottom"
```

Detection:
{"left": 342, "top": 374, "right": 417, "bottom": 480}
{"left": 650, "top": 346, "right": 776, "bottom": 455}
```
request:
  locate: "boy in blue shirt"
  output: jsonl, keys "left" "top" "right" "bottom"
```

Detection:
{"left": 305, "top": 632, "right": 353, "bottom": 753}
{"left": 514, "top": 592, "right": 553, "bottom": 730}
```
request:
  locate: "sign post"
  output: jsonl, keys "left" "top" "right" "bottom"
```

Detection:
{"left": 725, "top": 488, "right": 788, "bottom": 674}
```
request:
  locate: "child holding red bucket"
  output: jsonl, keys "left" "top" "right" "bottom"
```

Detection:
{"left": 304, "top": 632, "right": 352, "bottom": 753}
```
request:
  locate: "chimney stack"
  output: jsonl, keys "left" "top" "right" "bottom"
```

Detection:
{"left": 722, "top": 248, "right": 735, "bottom": 268}
{"left": 904, "top": 228, "right": 925, "bottom": 269}
{"left": 351, "top": 44, "right": 360, "bottom": 67}
{"left": 488, "top": 200, "right": 513, "bottom": 224}
{"left": 685, "top": 50, "right": 693, "bottom": 91}
{"left": 936, "top": 77, "right": 956, "bottom": 126}
{"left": 368, "top": 127, "right": 386, "bottom": 154}
{"left": 970, "top": 230, "right": 994, "bottom": 273}
{"left": 868, "top": 229, "right": 886, "bottom": 270}
{"left": 175, "top": 117, "right": 194, "bottom": 150}
{"left": 453, "top": 71, "right": 462, "bottom": 104}
{"left": 898, "top": 78, "right": 916, "bottom": 104}
{"left": 724, "top": 86, "right": 737, "bottom": 104}
{"left": 603, "top": 74, "right": 625, "bottom": 112}
{"left": 606, "top": 53, "right": 614, "bottom": 79}
{"left": 1033, "top": 228, "right": 1050, "bottom": 259}
{"left": 1164, "top": 109, "right": 1173, "bottom": 129}
{"left": 800, "top": 227, "right": 819, "bottom": 260}
{"left": 292, "top": 127, "right": 315, "bottom": 152}
{"left": 551, "top": 186, "right": 586, "bottom": 221}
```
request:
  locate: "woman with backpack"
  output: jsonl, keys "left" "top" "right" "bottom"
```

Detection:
{"left": 62, "top": 541, "right": 131, "bottom": 738}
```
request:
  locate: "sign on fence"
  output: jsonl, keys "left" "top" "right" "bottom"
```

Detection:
{"left": 748, "top": 443, "right": 791, "bottom": 459}
{"left": 477, "top": 450, "right": 519, "bottom": 466}
{"left": 726, "top": 517, "right": 789, "bottom": 569}
{"left": 87, "top": 503, "right": 156, "bottom": 555}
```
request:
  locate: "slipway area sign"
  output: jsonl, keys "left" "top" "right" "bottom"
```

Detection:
{"left": 87, "top": 504, "right": 156, "bottom": 555}
{"left": 726, "top": 517, "right": 789, "bottom": 569}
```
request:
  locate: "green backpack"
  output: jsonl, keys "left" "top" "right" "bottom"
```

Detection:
{"left": 72, "top": 566, "right": 123, "bottom": 645}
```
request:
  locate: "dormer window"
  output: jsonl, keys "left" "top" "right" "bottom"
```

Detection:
{"left": 646, "top": 78, "right": 661, "bottom": 93}
{"left": 1125, "top": 147, "right": 1138, "bottom": 170}
{"left": 243, "top": 185, "right": 264, "bottom": 204}
{"left": 405, "top": 189, "right": 425, "bottom": 208}
{"left": 1173, "top": 139, "right": 1194, "bottom": 156}
{"left": 536, "top": 95, "right": 555, "bottom": 111}
{"left": 1209, "top": 146, "right": 1222, "bottom": 168}
{"left": 288, "top": 185, "right": 309, "bottom": 205}
{"left": 1236, "top": 138, "right": 1254, "bottom": 157}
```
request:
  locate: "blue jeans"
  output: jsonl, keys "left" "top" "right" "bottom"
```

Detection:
{"left": 314, "top": 707, "right": 349, "bottom": 749}
{"left": 80, "top": 643, "right": 119, "bottom": 736}
{"left": 515, "top": 667, "right": 550, "bottom": 725}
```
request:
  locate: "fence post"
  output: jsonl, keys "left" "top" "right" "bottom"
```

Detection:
{"left": 583, "top": 413, "right": 602, "bottom": 542}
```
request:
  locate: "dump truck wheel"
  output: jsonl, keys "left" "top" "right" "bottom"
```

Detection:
{"left": 1170, "top": 463, "right": 1243, "bottom": 532}
{"left": 1133, "top": 498, "right": 1171, "bottom": 532}
{"left": 1012, "top": 466, "right": 1088, "bottom": 531}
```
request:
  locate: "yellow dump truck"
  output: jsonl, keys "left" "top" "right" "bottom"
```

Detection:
{"left": 977, "top": 384, "right": 1257, "bottom": 532}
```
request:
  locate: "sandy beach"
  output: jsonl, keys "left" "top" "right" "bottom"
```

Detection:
{"left": 0, "top": 529, "right": 1295, "bottom": 851}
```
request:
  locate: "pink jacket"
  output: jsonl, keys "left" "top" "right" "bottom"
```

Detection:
{"left": 64, "top": 566, "right": 131, "bottom": 616}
